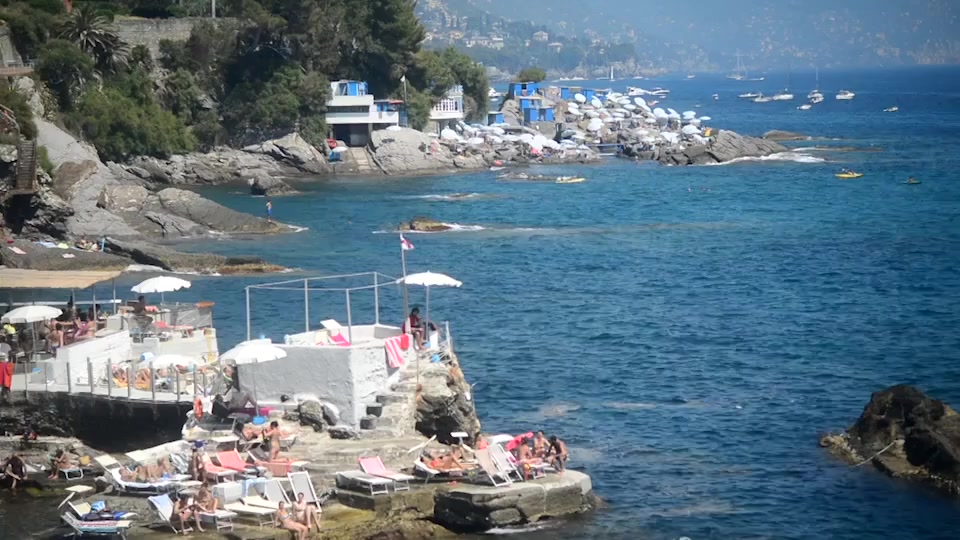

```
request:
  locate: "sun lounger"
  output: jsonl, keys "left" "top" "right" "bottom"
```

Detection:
{"left": 241, "top": 496, "right": 280, "bottom": 511}
{"left": 199, "top": 509, "right": 236, "bottom": 532}
{"left": 148, "top": 494, "right": 190, "bottom": 534}
{"left": 262, "top": 478, "right": 290, "bottom": 503}
{"left": 252, "top": 457, "right": 309, "bottom": 476}
{"left": 335, "top": 470, "right": 392, "bottom": 496}
{"left": 413, "top": 460, "right": 440, "bottom": 484}
{"left": 67, "top": 500, "right": 137, "bottom": 521}
{"left": 94, "top": 455, "right": 178, "bottom": 494}
{"left": 216, "top": 450, "right": 261, "bottom": 476}
{"left": 223, "top": 500, "right": 274, "bottom": 528}
{"left": 358, "top": 456, "right": 416, "bottom": 492}
{"left": 287, "top": 471, "right": 321, "bottom": 509}
{"left": 60, "top": 465, "right": 84, "bottom": 481}
{"left": 492, "top": 444, "right": 550, "bottom": 480}
{"left": 62, "top": 512, "right": 132, "bottom": 539}
{"left": 475, "top": 449, "right": 512, "bottom": 487}
{"left": 202, "top": 455, "right": 238, "bottom": 483}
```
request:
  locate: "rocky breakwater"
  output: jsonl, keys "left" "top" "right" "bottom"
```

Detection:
{"left": 820, "top": 384, "right": 960, "bottom": 496}
{"left": 368, "top": 125, "right": 598, "bottom": 176}
{"left": 552, "top": 89, "right": 786, "bottom": 165}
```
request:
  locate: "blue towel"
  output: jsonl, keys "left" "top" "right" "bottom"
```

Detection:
{"left": 241, "top": 477, "right": 267, "bottom": 497}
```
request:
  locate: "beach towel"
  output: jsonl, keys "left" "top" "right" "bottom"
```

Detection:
{"left": 0, "top": 362, "right": 13, "bottom": 390}
{"left": 384, "top": 335, "right": 406, "bottom": 368}
{"left": 8, "top": 246, "right": 25, "bottom": 255}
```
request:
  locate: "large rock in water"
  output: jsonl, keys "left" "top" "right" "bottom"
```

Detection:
{"left": 705, "top": 130, "right": 786, "bottom": 163}
{"left": 370, "top": 128, "right": 457, "bottom": 175}
{"left": 243, "top": 133, "right": 330, "bottom": 175}
{"left": 821, "top": 385, "right": 960, "bottom": 496}
{"left": 104, "top": 238, "right": 284, "bottom": 274}
{"left": 399, "top": 217, "right": 451, "bottom": 233}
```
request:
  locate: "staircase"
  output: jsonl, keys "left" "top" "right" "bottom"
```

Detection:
{"left": 346, "top": 147, "right": 377, "bottom": 174}
{"left": 14, "top": 139, "right": 38, "bottom": 192}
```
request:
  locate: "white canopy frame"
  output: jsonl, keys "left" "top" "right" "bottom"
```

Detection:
{"left": 243, "top": 272, "right": 400, "bottom": 343}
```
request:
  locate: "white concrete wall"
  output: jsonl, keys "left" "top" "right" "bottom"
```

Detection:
{"left": 56, "top": 330, "right": 131, "bottom": 386}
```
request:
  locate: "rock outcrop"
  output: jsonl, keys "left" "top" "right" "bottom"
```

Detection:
{"left": 820, "top": 385, "right": 960, "bottom": 496}
{"left": 398, "top": 217, "right": 452, "bottom": 233}
{"left": 763, "top": 130, "right": 810, "bottom": 141}
{"left": 622, "top": 129, "right": 787, "bottom": 165}
{"left": 415, "top": 358, "right": 481, "bottom": 445}
{"left": 103, "top": 238, "right": 284, "bottom": 274}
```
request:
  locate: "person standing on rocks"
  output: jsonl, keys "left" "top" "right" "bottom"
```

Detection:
{"left": 266, "top": 198, "right": 273, "bottom": 223}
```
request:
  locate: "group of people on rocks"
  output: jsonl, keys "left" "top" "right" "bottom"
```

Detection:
{"left": 416, "top": 430, "right": 570, "bottom": 478}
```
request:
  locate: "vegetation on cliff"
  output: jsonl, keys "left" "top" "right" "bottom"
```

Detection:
{"left": 0, "top": 0, "right": 489, "bottom": 158}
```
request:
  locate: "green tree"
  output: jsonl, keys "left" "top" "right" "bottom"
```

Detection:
{"left": 221, "top": 66, "right": 328, "bottom": 145}
{"left": 58, "top": 8, "right": 128, "bottom": 72}
{"left": 515, "top": 66, "right": 547, "bottom": 82}
{"left": 128, "top": 44, "right": 154, "bottom": 72}
{"left": 442, "top": 47, "right": 488, "bottom": 121}
{"left": 36, "top": 39, "right": 95, "bottom": 111}
{"left": 0, "top": 81, "right": 38, "bottom": 139}
{"left": 0, "top": 3, "right": 59, "bottom": 58}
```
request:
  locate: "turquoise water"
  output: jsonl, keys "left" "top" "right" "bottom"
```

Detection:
{"left": 7, "top": 66, "right": 960, "bottom": 538}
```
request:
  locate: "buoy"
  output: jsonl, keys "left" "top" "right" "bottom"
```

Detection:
{"left": 193, "top": 397, "right": 203, "bottom": 420}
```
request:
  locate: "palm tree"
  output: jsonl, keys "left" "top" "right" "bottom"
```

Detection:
{"left": 57, "top": 8, "right": 128, "bottom": 72}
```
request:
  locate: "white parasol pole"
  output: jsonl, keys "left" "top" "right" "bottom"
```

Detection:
{"left": 400, "top": 233, "right": 409, "bottom": 325}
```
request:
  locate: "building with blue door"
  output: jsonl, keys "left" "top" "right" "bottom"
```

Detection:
{"left": 487, "top": 112, "right": 505, "bottom": 125}
{"left": 326, "top": 80, "right": 402, "bottom": 147}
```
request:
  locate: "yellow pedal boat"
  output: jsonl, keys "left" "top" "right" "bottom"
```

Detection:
{"left": 835, "top": 172, "right": 864, "bottom": 179}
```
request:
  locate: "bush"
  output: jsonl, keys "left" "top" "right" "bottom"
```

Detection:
{"left": 222, "top": 66, "right": 328, "bottom": 144}
{"left": 37, "top": 144, "right": 55, "bottom": 177}
{"left": 36, "top": 39, "right": 94, "bottom": 111}
{"left": 516, "top": 66, "right": 547, "bottom": 83}
{"left": 0, "top": 4, "right": 59, "bottom": 58}
{"left": 0, "top": 81, "right": 38, "bottom": 139}
{"left": 70, "top": 86, "right": 196, "bottom": 162}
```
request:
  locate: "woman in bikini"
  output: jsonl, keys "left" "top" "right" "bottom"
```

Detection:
{"left": 262, "top": 421, "right": 282, "bottom": 461}
{"left": 175, "top": 493, "right": 203, "bottom": 533}
{"left": 293, "top": 491, "right": 320, "bottom": 532}
{"left": 195, "top": 484, "right": 218, "bottom": 513}
{"left": 275, "top": 501, "right": 308, "bottom": 540}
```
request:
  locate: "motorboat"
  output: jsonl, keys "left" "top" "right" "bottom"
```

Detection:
{"left": 738, "top": 91, "right": 761, "bottom": 99}
{"left": 627, "top": 86, "right": 644, "bottom": 96}
{"left": 488, "top": 88, "right": 501, "bottom": 100}
{"left": 753, "top": 94, "right": 774, "bottom": 103}
{"left": 712, "top": 93, "right": 719, "bottom": 100}
{"left": 650, "top": 87, "right": 671, "bottom": 96}
{"left": 556, "top": 176, "right": 585, "bottom": 184}
{"left": 884, "top": 106, "right": 899, "bottom": 112}
{"left": 810, "top": 94, "right": 824, "bottom": 104}
{"left": 772, "top": 91, "right": 795, "bottom": 101}
{"left": 904, "top": 177, "right": 921, "bottom": 184}
{"left": 835, "top": 170, "right": 864, "bottom": 179}
{"left": 686, "top": 74, "right": 696, "bottom": 79}
{"left": 807, "top": 67, "right": 822, "bottom": 100}
{"left": 798, "top": 103, "right": 812, "bottom": 110}
{"left": 836, "top": 90, "right": 856, "bottom": 100}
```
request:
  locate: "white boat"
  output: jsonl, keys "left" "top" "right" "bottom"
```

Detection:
{"left": 753, "top": 94, "right": 773, "bottom": 103}
{"left": 884, "top": 106, "right": 899, "bottom": 112}
{"left": 649, "top": 87, "right": 670, "bottom": 97}
{"left": 836, "top": 90, "right": 856, "bottom": 100}
{"left": 750, "top": 76, "right": 766, "bottom": 81}
{"left": 810, "top": 94, "right": 824, "bottom": 104}
{"left": 686, "top": 74, "right": 696, "bottom": 79}
{"left": 798, "top": 103, "right": 812, "bottom": 110}
{"left": 738, "top": 91, "right": 761, "bottom": 99}
{"left": 627, "top": 86, "right": 644, "bottom": 96}
{"left": 712, "top": 93, "right": 719, "bottom": 100}
{"left": 727, "top": 50, "right": 746, "bottom": 80}
{"left": 807, "top": 67, "right": 821, "bottom": 99}
{"left": 772, "top": 91, "right": 795, "bottom": 101}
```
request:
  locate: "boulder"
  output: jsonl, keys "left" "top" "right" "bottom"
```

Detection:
{"left": 821, "top": 385, "right": 960, "bottom": 497}
{"left": 297, "top": 399, "right": 327, "bottom": 432}
{"left": 327, "top": 425, "right": 359, "bottom": 440}
{"left": 370, "top": 128, "right": 457, "bottom": 175}
{"left": 250, "top": 177, "right": 297, "bottom": 196}
{"left": 103, "top": 237, "right": 284, "bottom": 274}
{"left": 152, "top": 188, "right": 285, "bottom": 235}
{"left": 763, "top": 130, "right": 809, "bottom": 141}
{"left": 415, "top": 361, "right": 481, "bottom": 445}
{"left": 706, "top": 130, "right": 785, "bottom": 163}
{"left": 399, "top": 217, "right": 451, "bottom": 233}
{"left": 244, "top": 133, "right": 330, "bottom": 175}
{"left": 0, "top": 239, "right": 129, "bottom": 271}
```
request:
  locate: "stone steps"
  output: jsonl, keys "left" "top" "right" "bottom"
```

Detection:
{"left": 346, "top": 147, "right": 377, "bottom": 174}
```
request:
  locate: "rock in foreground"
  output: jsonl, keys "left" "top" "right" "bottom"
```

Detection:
{"left": 821, "top": 384, "right": 960, "bottom": 496}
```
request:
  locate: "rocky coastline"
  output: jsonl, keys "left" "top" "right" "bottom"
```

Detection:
{"left": 820, "top": 385, "right": 960, "bottom": 497}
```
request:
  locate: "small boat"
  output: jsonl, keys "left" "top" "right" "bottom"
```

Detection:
{"left": 753, "top": 94, "right": 774, "bottom": 103}
{"left": 649, "top": 87, "right": 671, "bottom": 97}
{"left": 810, "top": 94, "right": 824, "bottom": 104}
{"left": 626, "top": 86, "right": 644, "bottom": 96}
{"left": 712, "top": 93, "right": 719, "bottom": 100}
{"left": 798, "top": 103, "right": 812, "bottom": 110}
{"left": 738, "top": 92, "right": 761, "bottom": 99}
{"left": 835, "top": 171, "right": 864, "bottom": 179}
{"left": 836, "top": 90, "right": 856, "bottom": 100}
{"left": 772, "top": 91, "right": 795, "bottom": 101}
{"left": 904, "top": 177, "right": 921, "bottom": 185}
{"left": 556, "top": 176, "right": 585, "bottom": 184}
{"left": 884, "top": 106, "right": 899, "bottom": 112}
{"left": 686, "top": 74, "right": 696, "bottom": 79}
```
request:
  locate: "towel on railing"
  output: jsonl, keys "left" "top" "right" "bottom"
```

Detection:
{"left": 384, "top": 334, "right": 407, "bottom": 368}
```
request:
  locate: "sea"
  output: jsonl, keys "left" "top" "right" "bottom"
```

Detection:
{"left": 4, "top": 65, "right": 960, "bottom": 539}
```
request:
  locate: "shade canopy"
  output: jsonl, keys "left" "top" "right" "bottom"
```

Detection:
{"left": 2, "top": 305, "right": 63, "bottom": 324}
{"left": 0, "top": 269, "right": 122, "bottom": 289}
{"left": 132, "top": 276, "right": 192, "bottom": 294}
{"left": 220, "top": 341, "right": 287, "bottom": 365}
{"left": 141, "top": 354, "right": 206, "bottom": 370}
{"left": 397, "top": 272, "right": 462, "bottom": 288}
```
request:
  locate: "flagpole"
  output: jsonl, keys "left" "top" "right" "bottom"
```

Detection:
{"left": 400, "top": 233, "right": 410, "bottom": 326}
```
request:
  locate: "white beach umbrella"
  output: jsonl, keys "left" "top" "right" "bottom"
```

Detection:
{"left": 2, "top": 305, "right": 62, "bottom": 324}
{"left": 587, "top": 118, "right": 604, "bottom": 132}
{"left": 397, "top": 272, "right": 462, "bottom": 352}
{"left": 590, "top": 97, "right": 603, "bottom": 109}
{"left": 132, "top": 276, "right": 191, "bottom": 303}
{"left": 644, "top": 117, "right": 658, "bottom": 125}
{"left": 682, "top": 124, "right": 702, "bottom": 136}
{"left": 440, "top": 128, "right": 458, "bottom": 141}
{"left": 221, "top": 341, "right": 287, "bottom": 365}
{"left": 574, "top": 93, "right": 586, "bottom": 103}
{"left": 699, "top": 116, "right": 712, "bottom": 122}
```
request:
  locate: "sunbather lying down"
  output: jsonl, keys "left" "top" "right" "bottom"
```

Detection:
{"left": 421, "top": 448, "right": 476, "bottom": 472}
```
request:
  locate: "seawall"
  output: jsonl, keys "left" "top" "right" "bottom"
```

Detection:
{"left": 110, "top": 16, "right": 240, "bottom": 59}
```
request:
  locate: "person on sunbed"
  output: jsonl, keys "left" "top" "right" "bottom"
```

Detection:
{"left": 293, "top": 492, "right": 320, "bottom": 533}
{"left": 516, "top": 438, "right": 542, "bottom": 465}
{"left": 423, "top": 447, "right": 470, "bottom": 472}
{"left": 262, "top": 421, "right": 282, "bottom": 461}
{"left": 406, "top": 307, "right": 425, "bottom": 347}
{"left": 275, "top": 501, "right": 308, "bottom": 540}
{"left": 195, "top": 484, "right": 218, "bottom": 513}
{"left": 546, "top": 436, "right": 568, "bottom": 472}
{"left": 533, "top": 431, "right": 549, "bottom": 458}
{"left": 48, "top": 448, "right": 77, "bottom": 479}
{"left": 175, "top": 493, "right": 203, "bottom": 533}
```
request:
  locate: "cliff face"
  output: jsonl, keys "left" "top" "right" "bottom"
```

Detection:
{"left": 415, "top": 353, "right": 482, "bottom": 445}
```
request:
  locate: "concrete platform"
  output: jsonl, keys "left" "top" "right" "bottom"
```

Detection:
{"left": 434, "top": 470, "right": 595, "bottom": 532}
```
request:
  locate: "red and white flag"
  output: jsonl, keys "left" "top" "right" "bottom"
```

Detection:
{"left": 384, "top": 334, "right": 407, "bottom": 368}
{"left": 400, "top": 234, "right": 414, "bottom": 251}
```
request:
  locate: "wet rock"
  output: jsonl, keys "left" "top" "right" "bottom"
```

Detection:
{"left": 763, "top": 130, "right": 809, "bottom": 141}
{"left": 103, "top": 237, "right": 284, "bottom": 274}
{"left": 399, "top": 217, "right": 451, "bottom": 233}
{"left": 249, "top": 176, "right": 297, "bottom": 196}
{"left": 821, "top": 384, "right": 960, "bottom": 497}
{"left": 243, "top": 132, "right": 330, "bottom": 175}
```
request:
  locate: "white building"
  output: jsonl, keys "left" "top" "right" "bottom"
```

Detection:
{"left": 429, "top": 85, "right": 464, "bottom": 131}
{"left": 325, "top": 80, "right": 403, "bottom": 147}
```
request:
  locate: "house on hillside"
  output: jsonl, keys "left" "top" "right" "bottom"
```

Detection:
{"left": 490, "top": 35, "right": 504, "bottom": 49}
{"left": 548, "top": 42, "right": 563, "bottom": 53}
{"left": 325, "top": 80, "right": 403, "bottom": 147}
{"left": 533, "top": 31, "right": 549, "bottom": 42}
